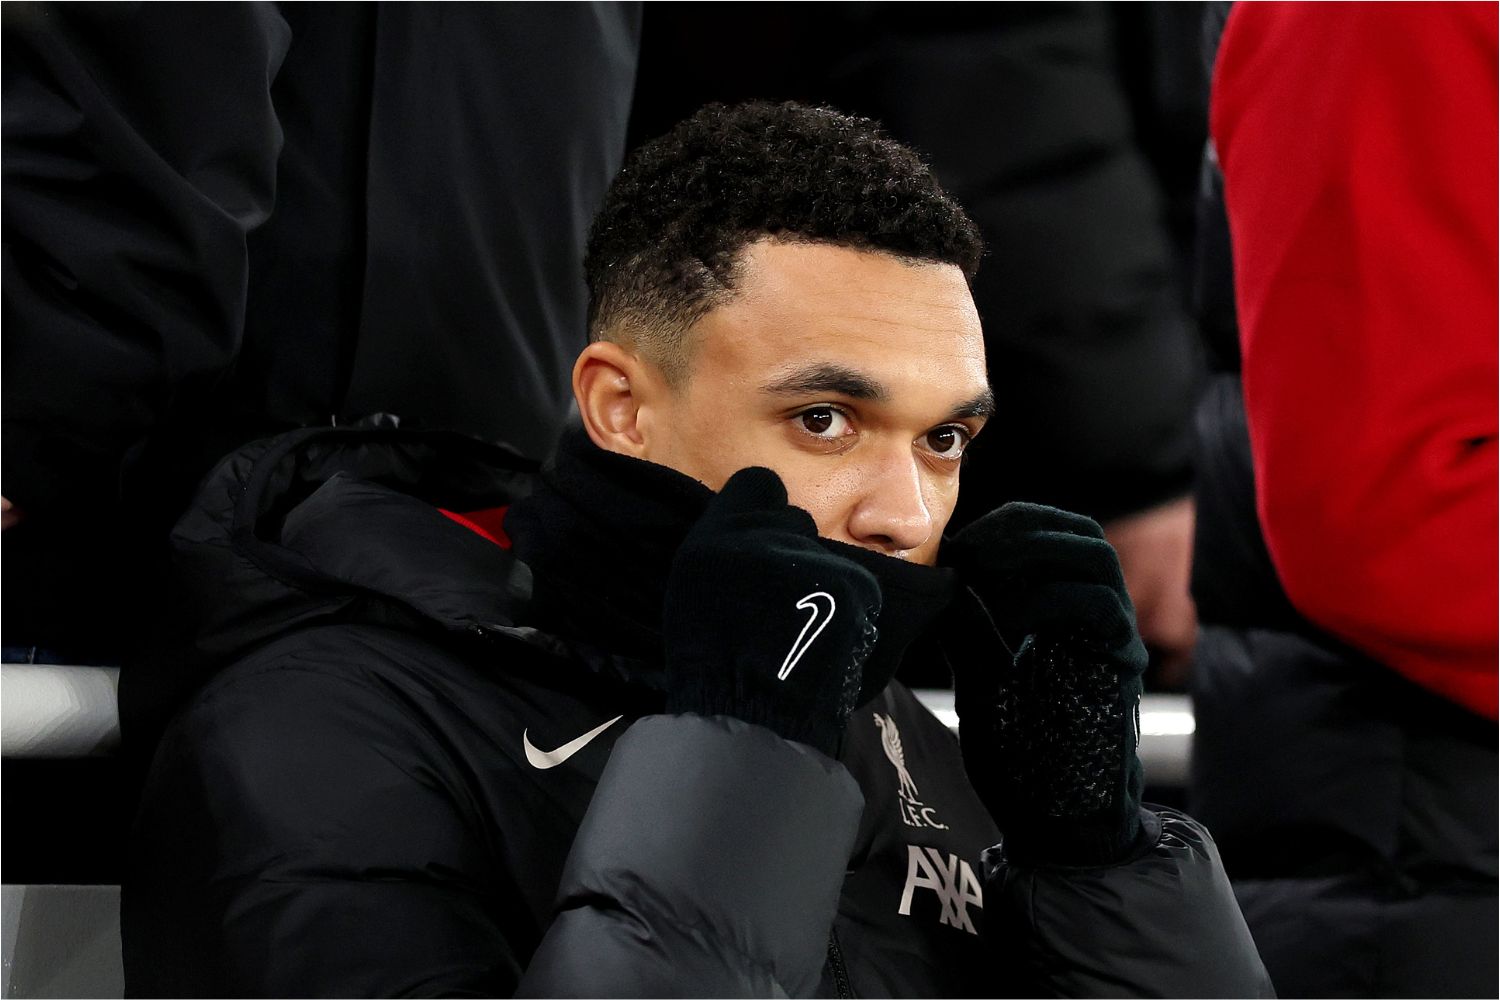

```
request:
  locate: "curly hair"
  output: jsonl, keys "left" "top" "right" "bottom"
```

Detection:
{"left": 584, "top": 101, "right": 984, "bottom": 381}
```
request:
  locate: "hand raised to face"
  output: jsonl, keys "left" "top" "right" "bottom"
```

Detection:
{"left": 662, "top": 466, "right": 883, "bottom": 758}
{"left": 944, "top": 502, "right": 1141, "bottom": 654}
{"left": 940, "top": 502, "right": 1151, "bottom": 866}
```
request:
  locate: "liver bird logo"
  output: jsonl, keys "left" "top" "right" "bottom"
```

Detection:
{"left": 873, "top": 712, "right": 921, "bottom": 802}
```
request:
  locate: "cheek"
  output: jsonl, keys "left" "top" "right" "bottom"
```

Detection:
{"left": 926, "top": 475, "right": 960, "bottom": 526}
{"left": 778, "top": 457, "right": 963, "bottom": 549}
{"left": 910, "top": 535, "right": 945, "bottom": 566}
{"left": 774, "top": 463, "right": 850, "bottom": 534}
{"left": 652, "top": 402, "right": 765, "bottom": 490}
{"left": 914, "top": 480, "right": 959, "bottom": 565}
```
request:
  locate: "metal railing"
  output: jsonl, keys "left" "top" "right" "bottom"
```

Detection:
{"left": 0, "top": 664, "right": 1193, "bottom": 786}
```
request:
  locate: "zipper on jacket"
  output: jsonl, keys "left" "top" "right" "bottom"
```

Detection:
{"left": 826, "top": 927, "right": 854, "bottom": 999}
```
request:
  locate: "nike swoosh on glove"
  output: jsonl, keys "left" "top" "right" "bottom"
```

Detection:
{"left": 941, "top": 502, "right": 1151, "bottom": 866}
{"left": 662, "top": 467, "right": 882, "bottom": 758}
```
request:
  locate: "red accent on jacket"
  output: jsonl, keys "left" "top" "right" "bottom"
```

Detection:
{"left": 438, "top": 507, "right": 512, "bottom": 549}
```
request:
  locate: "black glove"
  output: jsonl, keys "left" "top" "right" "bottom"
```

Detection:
{"left": 941, "top": 502, "right": 1150, "bottom": 866}
{"left": 662, "top": 467, "right": 882, "bottom": 758}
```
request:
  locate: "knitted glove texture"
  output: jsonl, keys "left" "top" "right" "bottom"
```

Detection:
{"left": 943, "top": 502, "right": 1149, "bottom": 865}
{"left": 663, "top": 467, "right": 882, "bottom": 758}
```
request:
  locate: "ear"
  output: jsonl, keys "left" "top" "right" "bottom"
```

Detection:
{"left": 572, "top": 340, "right": 667, "bottom": 458}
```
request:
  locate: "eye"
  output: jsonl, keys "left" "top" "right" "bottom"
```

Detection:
{"left": 796, "top": 406, "right": 853, "bottom": 440}
{"left": 922, "top": 425, "right": 971, "bottom": 459}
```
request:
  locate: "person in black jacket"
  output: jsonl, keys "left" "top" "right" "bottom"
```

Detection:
{"left": 125, "top": 102, "right": 1270, "bottom": 997}
{"left": 2, "top": 2, "right": 640, "bottom": 663}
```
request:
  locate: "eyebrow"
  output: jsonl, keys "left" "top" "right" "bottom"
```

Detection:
{"left": 761, "top": 363, "right": 996, "bottom": 421}
{"left": 762, "top": 363, "right": 888, "bottom": 401}
{"left": 950, "top": 388, "right": 996, "bottom": 421}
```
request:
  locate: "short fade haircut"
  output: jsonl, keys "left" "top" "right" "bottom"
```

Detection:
{"left": 584, "top": 101, "right": 984, "bottom": 382}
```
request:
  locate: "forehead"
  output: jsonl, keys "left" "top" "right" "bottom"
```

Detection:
{"left": 688, "top": 241, "right": 987, "bottom": 400}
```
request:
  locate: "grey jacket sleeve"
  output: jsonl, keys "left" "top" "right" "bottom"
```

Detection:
{"left": 517, "top": 715, "right": 865, "bottom": 998}
{"left": 984, "top": 806, "right": 1275, "bottom": 998}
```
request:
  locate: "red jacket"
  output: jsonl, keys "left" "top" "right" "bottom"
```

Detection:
{"left": 1214, "top": 2, "right": 1498, "bottom": 718}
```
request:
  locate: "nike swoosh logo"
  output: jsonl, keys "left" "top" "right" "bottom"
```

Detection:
{"left": 523, "top": 715, "right": 624, "bottom": 769}
{"left": 778, "top": 591, "right": 837, "bottom": 681}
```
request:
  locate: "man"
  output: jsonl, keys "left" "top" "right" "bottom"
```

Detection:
{"left": 125, "top": 102, "right": 1270, "bottom": 996}
{"left": 627, "top": 5, "right": 1210, "bottom": 686}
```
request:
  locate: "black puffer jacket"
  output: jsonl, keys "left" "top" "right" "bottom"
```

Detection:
{"left": 124, "top": 424, "right": 1271, "bottom": 997}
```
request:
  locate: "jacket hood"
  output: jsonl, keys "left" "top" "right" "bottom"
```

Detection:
{"left": 168, "top": 419, "right": 541, "bottom": 673}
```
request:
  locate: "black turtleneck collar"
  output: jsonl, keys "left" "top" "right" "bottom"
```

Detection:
{"left": 503, "top": 428, "right": 957, "bottom": 701}
{"left": 504, "top": 428, "right": 712, "bottom": 663}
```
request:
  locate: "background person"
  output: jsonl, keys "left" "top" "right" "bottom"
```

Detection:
{"left": 2, "top": 2, "right": 640, "bottom": 664}
{"left": 1189, "top": 4, "right": 1498, "bottom": 995}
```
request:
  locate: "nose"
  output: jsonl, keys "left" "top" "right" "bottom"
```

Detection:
{"left": 846, "top": 448, "right": 934, "bottom": 556}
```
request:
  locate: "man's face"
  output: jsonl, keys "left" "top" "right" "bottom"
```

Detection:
{"left": 638, "top": 240, "right": 991, "bottom": 565}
